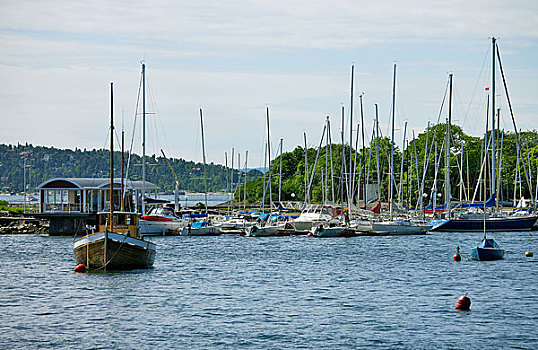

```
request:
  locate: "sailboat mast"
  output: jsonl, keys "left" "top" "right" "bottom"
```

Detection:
{"left": 349, "top": 65, "right": 354, "bottom": 208}
{"left": 360, "top": 93, "right": 366, "bottom": 208}
{"left": 389, "top": 63, "right": 396, "bottom": 219}
{"left": 375, "top": 104, "right": 381, "bottom": 202}
{"left": 304, "top": 132, "right": 308, "bottom": 205}
{"left": 141, "top": 63, "right": 146, "bottom": 216}
{"left": 244, "top": 151, "right": 248, "bottom": 211}
{"left": 446, "top": 73, "right": 453, "bottom": 218}
{"left": 109, "top": 82, "right": 114, "bottom": 229}
{"left": 121, "top": 128, "right": 125, "bottom": 211}
{"left": 266, "top": 107, "right": 272, "bottom": 213}
{"left": 491, "top": 37, "right": 496, "bottom": 204}
{"left": 341, "top": 106, "right": 345, "bottom": 204}
{"left": 279, "top": 138, "right": 283, "bottom": 205}
{"left": 200, "top": 108, "right": 208, "bottom": 214}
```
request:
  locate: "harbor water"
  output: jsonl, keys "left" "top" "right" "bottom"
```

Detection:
{"left": 1, "top": 231, "right": 537, "bottom": 349}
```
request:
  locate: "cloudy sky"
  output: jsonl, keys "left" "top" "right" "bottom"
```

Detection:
{"left": 2, "top": 0, "right": 537, "bottom": 167}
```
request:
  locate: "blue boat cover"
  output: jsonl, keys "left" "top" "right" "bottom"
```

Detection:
{"left": 191, "top": 221, "right": 210, "bottom": 228}
{"left": 479, "top": 238, "right": 501, "bottom": 249}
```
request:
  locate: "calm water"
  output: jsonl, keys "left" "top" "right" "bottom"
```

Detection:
{"left": 1, "top": 231, "right": 537, "bottom": 349}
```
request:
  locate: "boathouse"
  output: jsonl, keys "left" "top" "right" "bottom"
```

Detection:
{"left": 35, "top": 178, "right": 159, "bottom": 235}
{"left": 37, "top": 178, "right": 159, "bottom": 213}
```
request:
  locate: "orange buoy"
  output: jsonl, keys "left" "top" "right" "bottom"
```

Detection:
{"left": 455, "top": 295, "right": 471, "bottom": 311}
{"left": 74, "top": 263, "right": 87, "bottom": 273}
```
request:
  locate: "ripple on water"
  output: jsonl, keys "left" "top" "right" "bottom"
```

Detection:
{"left": 1, "top": 232, "right": 538, "bottom": 348}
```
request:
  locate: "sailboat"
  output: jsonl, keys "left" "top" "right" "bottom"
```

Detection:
{"left": 370, "top": 63, "right": 430, "bottom": 235}
{"left": 471, "top": 147, "right": 505, "bottom": 261}
{"left": 135, "top": 65, "right": 184, "bottom": 236}
{"left": 181, "top": 108, "right": 219, "bottom": 236}
{"left": 429, "top": 38, "right": 537, "bottom": 232}
{"left": 245, "top": 107, "right": 289, "bottom": 237}
{"left": 73, "top": 82, "right": 156, "bottom": 270}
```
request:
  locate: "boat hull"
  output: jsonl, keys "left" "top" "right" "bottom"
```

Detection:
{"left": 371, "top": 222, "right": 430, "bottom": 235}
{"left": 429, "top": 216, "right": 537, "bottom": 232}
{"left": 245, "top": 225, "right": 290, "bottom": 237}
{"left": 180, "top": 225, "right": 219, "bottom": 236}
{"left": 139, "top": 219, "right": 183, "bottom": 236}
{"left": 73, "top": 231, "right": 156, "bottom": 270}
{"left": 310, "top": 226, "right": 356, "bottom": 237}
{"left": 470, "top": 247, "right": 505, "bottom": 261}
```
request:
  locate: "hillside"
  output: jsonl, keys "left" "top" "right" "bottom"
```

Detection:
{"left": 0, "top": 143, "right": 262, "bottom": 194}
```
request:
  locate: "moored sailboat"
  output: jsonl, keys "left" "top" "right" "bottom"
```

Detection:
{"left": 73, "top": 82, "right": 156, "bottom": 270}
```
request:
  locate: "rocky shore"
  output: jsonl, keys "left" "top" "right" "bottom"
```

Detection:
{"left": 0, "top": 214, "right": 49, "bottom": 234}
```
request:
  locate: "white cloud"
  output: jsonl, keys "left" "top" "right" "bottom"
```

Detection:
{"left": 1, "top": 0, "right": 537, "bottom": 166}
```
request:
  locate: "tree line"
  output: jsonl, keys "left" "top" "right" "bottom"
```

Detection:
{"left": 238, "top": 125, "right": 538, "bottom": 207}
{"left": 0, "top": 143, "right": 261, "bottom": 194}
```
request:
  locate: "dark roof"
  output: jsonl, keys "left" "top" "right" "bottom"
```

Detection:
{"left": 37, "top": 178, "right": 160, "bottom": 191}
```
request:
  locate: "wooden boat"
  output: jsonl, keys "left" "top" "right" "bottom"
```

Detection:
{"left": 74, "top": 212, "right": 156, "bottom": 269}
{"left": 73, "top": 81, "right": 156, "bottom": 270}
{"left": 470, "top": 237, "right": 505, "bottom": 261}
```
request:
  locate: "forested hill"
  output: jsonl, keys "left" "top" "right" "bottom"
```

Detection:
{"left": 0, "top": 143, "right": 262, "bottom": 193}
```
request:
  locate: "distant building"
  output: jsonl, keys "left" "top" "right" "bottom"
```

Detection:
{"left": 37, "top": 178, "right": 159, "bottom": 214}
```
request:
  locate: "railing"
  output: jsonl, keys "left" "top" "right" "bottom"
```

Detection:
{"left": 43, "top": 203, "right": 82, "bottom": 213}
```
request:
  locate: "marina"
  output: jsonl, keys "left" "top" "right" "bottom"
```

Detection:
{"left": 3, "top": 0, "right": 538, "bottom": 347}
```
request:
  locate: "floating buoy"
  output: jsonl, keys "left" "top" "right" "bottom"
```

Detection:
{"left": 453, "top": 246, "right": 461, "bottom": 261}
{"left": 455, "top": 295, "right": 471, "bottom": 311}
{"left": 526, "top": 233, "right": 533, "bottom": 257}
{"left": 74, "top": 263, "right": 87, "bottom": 273}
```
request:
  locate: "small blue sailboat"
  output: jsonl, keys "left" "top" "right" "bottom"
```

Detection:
{"left": 470, "top": 237, "right": 505, "bottom": 261}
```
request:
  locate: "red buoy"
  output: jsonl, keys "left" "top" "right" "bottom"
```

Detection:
{"left": 453, "top": 246, "right": 461, "bottom": 261}
{"left": 74, "top": 263, "right": 87, "bottom": 273}
{"left": 455, "top": 295, "right": 471, "bottom": 311}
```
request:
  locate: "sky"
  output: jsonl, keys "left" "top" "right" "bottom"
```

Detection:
{"left": 2, "top": 0, "right": 538, "bottom": 168}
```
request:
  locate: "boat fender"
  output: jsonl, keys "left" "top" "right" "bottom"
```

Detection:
{"left": 453, "top": 246, "right": 461, "bottom": 261}
{"left": 74, "top": 264, "right": 87, "bottom": 273}
{"left": 455, "top": 295, "right": 471, "bottom": 311}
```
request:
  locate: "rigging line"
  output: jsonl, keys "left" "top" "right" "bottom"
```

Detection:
{"left": 126, "top": 71, "right": 143, "bottom": 182}
{"left": 414, "top": 78, "right": 449, "bottom": 209}
{"left": 463, "top": 45, "right": 490, "bottom": 125}
{"left": 496, "top": 44, "right": 535, "bottom": 206}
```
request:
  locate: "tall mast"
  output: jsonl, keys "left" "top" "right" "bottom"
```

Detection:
{"left": 398, "top": 121, "right": 407, "bottom": 208}
{"left": 141, "top": 63, "right": 146, "bottom": 216}
{"left": 389, "top": 63, "right": 396, "bottom": 219}
{"left": 349, "top": 65, "right": 354, "bottom": 208}
{"left": 375, "top": 104, "right": 381, "bottom": 202}
{"left": 304, "top": 132, "right": 308, "bottom": 205}
{"left": 200, "top": 108, "right": 208, "bottom": 214}
{"left": 341, "top": 106, "right": 345, "bottom": 204}
{"left": 266, "top": 107, "right": 272, "bottom": 214}
{"left": 360, "top": 93, "right": 366, "bottom": 208}
{"left": 231, "top": 147, "right": 235, "bottom": 213}
{"left": 446, "top": 73, "right": 453, "bottom": 217}
{"left": 325, "top": 117, "right": 329, "bottom": 204}
{"left": 121, "top": 127, "right": 125, "bottom": 211}
{"left": 491, "top": 37, "right": 496, "bottom": 203}
{"left": 243, "top": 151, "right": 248, "bottom": 211}
{"left": 109, "top": 82, "right": 114, "bottom": 229}
{"left": 279, "top": 138, "right": 283, "bottom": 205}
